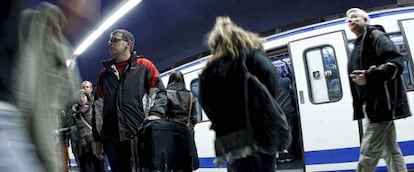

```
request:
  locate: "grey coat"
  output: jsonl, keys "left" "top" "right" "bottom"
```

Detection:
{"left": 14, "top": 2, "right": 79, "bottom": 171}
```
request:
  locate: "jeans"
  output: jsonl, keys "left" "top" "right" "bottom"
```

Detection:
{"left": 104, "top": 155, "right": 110, "bottom": 171}
{"left": 229, "top": 152, "right": 276, "bottom": 172}
{"left": 0, "top": 101, "right": 44, "bottom": 172}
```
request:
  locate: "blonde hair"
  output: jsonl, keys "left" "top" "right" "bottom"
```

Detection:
{"left": 206, "top": 16, "right": 263, "bottom": 60}
{"left": 77, "top": 89, "right": 91, "bottom": 102}
{"left": 346, "top": 8, "right": 370, "bottom": 24}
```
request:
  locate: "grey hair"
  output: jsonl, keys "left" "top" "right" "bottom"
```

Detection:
{"left": 346, "top": 8, "right": 370, "bottom": 24}
{"left": 81, "top": 80, "right": 92, "bottom": 87}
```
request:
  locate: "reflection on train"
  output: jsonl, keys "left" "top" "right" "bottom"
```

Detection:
{"left": 159, "top": 6, "right": 414, "bottom": 172}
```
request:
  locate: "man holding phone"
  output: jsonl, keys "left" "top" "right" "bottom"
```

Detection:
{"left": 346, "top": 8, "right": 411, "bottom": 172}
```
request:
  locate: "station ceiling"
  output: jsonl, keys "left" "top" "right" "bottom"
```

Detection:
{"left": 30, "top": 0, "right": 399, "bottom": 83}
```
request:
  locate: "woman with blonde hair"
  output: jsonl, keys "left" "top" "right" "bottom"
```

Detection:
{"left": 199, "top": 16, "right": 290, "bottom": 172}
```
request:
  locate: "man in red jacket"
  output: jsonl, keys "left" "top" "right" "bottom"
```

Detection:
{"left": 92, "top": 29, "right": 167, "bottom": 172}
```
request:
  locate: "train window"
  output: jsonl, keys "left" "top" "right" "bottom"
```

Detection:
{"left": 403, "top": 60, "right": 414, "bottom": 90}
{"left": 190, "top": 78, "right": 203, "bottom": 122}
{"left": 391, "top": 35, "right": 414, "bottom": 91}
{"left": 304, "top": 45, "right": 342, "bottom": 104}
{"left": 348, "top": 34, "right": 414, "bottom": 91}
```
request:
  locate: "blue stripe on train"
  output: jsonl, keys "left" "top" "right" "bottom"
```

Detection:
{"left": 304, "top": 140, "right": 414, "bottom": 165}
{"left": 68, "top": 140, "right": 414, "bottom": 168}
{"left": 329, "top": 163, "right": 414, "bottom": 172}
{"left": 195, "top": 140, "right": 414, "bottom": 168}
{"left": 199, "top": 157, "right": 227, "bottom": 168}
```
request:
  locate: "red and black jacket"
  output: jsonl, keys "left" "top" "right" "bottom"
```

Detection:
{"left": 93, "top": 54, "right": 167, "bottom": 142}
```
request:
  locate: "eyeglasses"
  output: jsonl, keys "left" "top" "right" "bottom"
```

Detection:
{"left": 109, "top": 37, "right": 127, "bottom": 43}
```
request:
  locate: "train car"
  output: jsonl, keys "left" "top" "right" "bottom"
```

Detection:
{"left": 160, "top": 6, "right": 414, "bottom": 172}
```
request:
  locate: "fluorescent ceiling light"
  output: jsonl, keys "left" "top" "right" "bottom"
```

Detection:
{"left": 73, "top": 0, "right": 142, "bottom": 57}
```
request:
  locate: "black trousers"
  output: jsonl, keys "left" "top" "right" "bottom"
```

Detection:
{"left": 103, "top": 139, "right": 132, "bottom": 172}
{"left": 78, "top": 152, "right": 104, "bottom": 172}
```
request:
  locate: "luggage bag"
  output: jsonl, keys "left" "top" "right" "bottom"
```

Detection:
{"left": 137, "top": 119, "right": 199, "bottom": 171}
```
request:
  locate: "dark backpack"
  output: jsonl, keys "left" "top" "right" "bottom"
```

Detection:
{"left": 241, "top": 54, "right": 291, "bottom": 153}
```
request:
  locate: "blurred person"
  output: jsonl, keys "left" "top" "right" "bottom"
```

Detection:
{"left": 59, "top": 0, "right": 100, "bottom": 45}
{"left": 92, "top": 29, "right": 167, "bottom": 172}
{"left": 66, "top": 89, "right": 103, "bottom": 172}
{"left": 199, "top": 16, "right": 290, "bottom": 172}
{"left": 14, "top": 2, "right": 79, "bottom": 171}
{"left": 0, "top": 0, "right": 45, "bottom": 171}
{"left": 276, "top": 72, "right": 296, "bottom": 163}
{"left": 166, "top": 71, "right": 197, "bottom": 129}
{"left": 13, "top": 1, "right": 100, "bottom": 171}
{"left": 346, "top": 8, "right": 411, "bottom": 172}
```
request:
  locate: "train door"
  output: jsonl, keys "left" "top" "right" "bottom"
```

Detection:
{"left": 270, "top": 53, "right": 305, "bottom": 171}
{"left": 288, "top": 31, "right": 360, "bottom": 171}
{"left": 397, "top": 18, "right": 414, "bottom": 167}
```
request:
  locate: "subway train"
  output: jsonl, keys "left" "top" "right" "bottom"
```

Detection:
{"left": 158, "top": 6, "right": 414, "bottom": 172}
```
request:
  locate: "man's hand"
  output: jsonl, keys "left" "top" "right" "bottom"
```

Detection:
{"left": 145, "top": 115, "right": 160, "bottom": 120}
{"left": 92, "top": 142, "right": 104, "bottom": 160}
{"left": 350, "top": 70, "right": 367, "bottom": 86}
{"left": 79, "top": 138, "right": 87, "bottom": 146}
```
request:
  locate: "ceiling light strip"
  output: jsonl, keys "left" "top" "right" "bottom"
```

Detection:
{"left": 73, "top": 0, "right": 142, "bottom": 57}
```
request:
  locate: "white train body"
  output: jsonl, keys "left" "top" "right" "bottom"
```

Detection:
{"left": 160, "top": 6, "right": 414, "bottom": 172}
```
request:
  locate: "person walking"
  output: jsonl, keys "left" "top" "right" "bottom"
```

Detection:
{"left": 346, "top": 8, "right": 411, "bottom": 172}
{"left": 199, "top": 16, "right": 290, "bottom": 172}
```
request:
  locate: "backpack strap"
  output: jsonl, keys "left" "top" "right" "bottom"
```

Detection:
{"left": 79, "top": 114, "right": 92, "bottom": 130}
{"left": 187, "top": 91, "right": 193, "bottom": 126}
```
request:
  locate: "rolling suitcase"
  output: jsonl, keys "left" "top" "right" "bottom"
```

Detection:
{"left": 137, "top": 119, "right": 199, "bottom": 171}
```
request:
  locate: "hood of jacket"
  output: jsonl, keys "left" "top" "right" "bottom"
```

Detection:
{"left": 167, "top": 71, "right": 186, "bottom": 90}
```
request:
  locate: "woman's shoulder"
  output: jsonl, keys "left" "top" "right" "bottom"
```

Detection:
{"left": 201, "top": 56, "right": 232, "bottom": 76}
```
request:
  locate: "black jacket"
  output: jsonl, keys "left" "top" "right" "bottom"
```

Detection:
{"left": 348, "top": 25, "right": 411, "bottom": 122}
{"left": 199, "top": 49, "right": 282, "bottom": 162}
{"left": 93, "top": 55, "right": 167, "bottom": 142}
{"left": 166, "top": 71, "right": 197, "bottom": 127}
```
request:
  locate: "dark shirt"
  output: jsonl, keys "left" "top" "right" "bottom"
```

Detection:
{"left": 350, "top": 36, "right": 363, "bottom": 70}
{"left": 349, "top": 36, "right": 366, "bottom": 102}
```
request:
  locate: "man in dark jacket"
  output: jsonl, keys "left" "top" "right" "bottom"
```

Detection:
{"left": 346, "top": 8, "right": 411, "bottom": 172}
{"left": 92, "top": 29, "right": 167, "bottom": 172}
